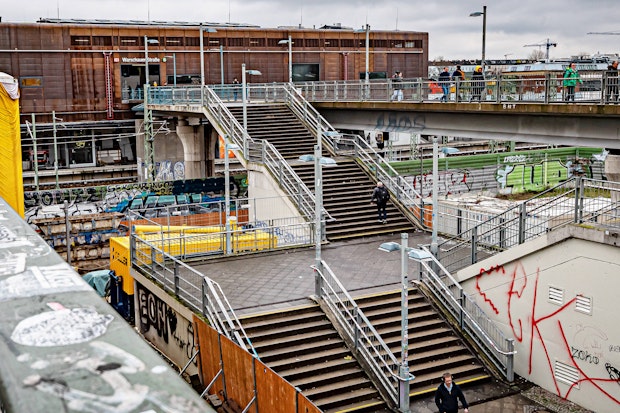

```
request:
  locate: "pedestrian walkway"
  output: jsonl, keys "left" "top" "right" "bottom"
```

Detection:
{"left": 194, "top": 231, "right": 431, "bottom": 317}
{"left": 192, "top": 231, "right": 585, "bottom": 413}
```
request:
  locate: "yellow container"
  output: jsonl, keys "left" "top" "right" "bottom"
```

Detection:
{"left": 109, "top": 236, "right": 133, "bottom": 295}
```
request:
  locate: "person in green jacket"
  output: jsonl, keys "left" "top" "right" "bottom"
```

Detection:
{"left": 563, "top": 62, "right": 583, "bottom": 102}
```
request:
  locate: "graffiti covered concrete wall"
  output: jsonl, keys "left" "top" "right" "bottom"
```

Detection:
{"left": 134, "top": 278, "right": 198, "bottom": 377}
{"left": 458, "top": 228, "right": 620, "bottom": 413}
{"left": 395, "top": 148, "right": 606, "bottom": 197}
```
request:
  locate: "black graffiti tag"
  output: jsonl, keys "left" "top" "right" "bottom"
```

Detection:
{"left": 374, "top": 112, "right": 426, "bottom": 133}
{"left": 571, "top": 346, "right": 600, "bottom": 365}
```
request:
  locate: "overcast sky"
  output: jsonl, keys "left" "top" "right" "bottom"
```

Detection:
{"left": 2, "top": 0, "right": 619, "bottom": 60}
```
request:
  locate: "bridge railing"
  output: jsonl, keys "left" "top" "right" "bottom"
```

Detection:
{"left": 312, "top": 261, "right": 401, "bottom": 409}
{"left": 435, "top": 177, "right": 620, "bottom": 273}
{"left": 294, "top": 73, "right": 614, "bottom": 104}
{"left": 140, "top": 71, "right": 617, "bottom": 107}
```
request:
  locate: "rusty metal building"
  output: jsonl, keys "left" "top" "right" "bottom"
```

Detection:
{"left": 1, "top": 19, "right": 428, "bottom": 124}
{"left": 0, "top": 19, "right": 427, "bottom": 182}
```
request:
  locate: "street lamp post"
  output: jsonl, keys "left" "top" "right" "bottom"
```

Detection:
{"left": 431, "top": 136, "right": 439, "bottom": 256}
{"left": 224, "top": 140, "right": 240, "bottom": 255}
{"left": 143, "top": 35, "right": 159, "bottom": 182}
{"left": 164, "top": 53, "right": 176, "bottom": 86}
{"left": 278, "top": 35, "right": 293, "bottom": 83}
{"left": 241, "top": 63, "right": 262, "bottom": 130}
{"left": 364, "top": 24, "right": 370, "bottom": 85}
{"left": 143, "top": 35, "right": 159, "bottom": 87}
{"left": 469, "top": 5, "right": 487, "bottom": 72}
{"left": 199, "top": 24, "right": 218, "bottom": 87}
{"left": 378, "top": 234, "right": 431, "bottom": 413}
{"left": 220, "top": 45, "right": 224, "bottom": 86}
{"left": 398, "top": 233, "right": 410, "bottom": 413}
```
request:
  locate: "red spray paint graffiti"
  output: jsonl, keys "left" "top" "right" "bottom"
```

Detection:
{"left": 475, "top": 262, "right": 620, "bottom": 406}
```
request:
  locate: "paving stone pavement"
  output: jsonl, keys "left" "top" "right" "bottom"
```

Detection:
{"left": 194, "top": 231, "right": 432, "bottom": 316}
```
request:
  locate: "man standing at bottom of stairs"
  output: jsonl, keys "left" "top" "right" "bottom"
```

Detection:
{"left": 370, "top": 181, "right": 390, "bottom": 224}
{"left": 435, "top": 372, "right": 469, "bottom": 413}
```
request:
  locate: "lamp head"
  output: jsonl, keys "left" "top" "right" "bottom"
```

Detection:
{"left": 469, "top": 11, "right": 484, "bottom": 17}
{"left": 378, "top": 242, "right": 401, "bottom": 253}
{"left": 407, "top": 249, "right": 433, "bottom": 261}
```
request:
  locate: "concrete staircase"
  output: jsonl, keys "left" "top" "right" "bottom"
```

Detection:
{"left": 240, "top": 289, "right": 490, "bottom": 412}
{"left": 293, "top": 159, "right": 412, "bottom": 240}
{"left": 354, "top": 289, "right": 490, "bottom": 399}
{"left": 240, "top": 305, "right": 390, "bottom": 413}
{"left": 228, "top": 104, "right": 414, "bottom": 240}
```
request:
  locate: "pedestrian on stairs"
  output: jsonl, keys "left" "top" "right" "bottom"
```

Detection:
{"left": 370, "top": 181, "right": 390, "bottom": 224}
{"left": 435, "top": 372, "right": 469, "bottom": 413}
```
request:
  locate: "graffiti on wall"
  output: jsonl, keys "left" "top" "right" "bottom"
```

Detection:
{"left": 155, "top": 160, "right": 186, "bottom": 181}
{"left": 374, "top": 113, "right": 426, "bottom": 133}
{"left": 408, "top": 156, "right": 604, "bottom": 197}
{"left": 22, "top": 176, "right": 241, "bottom": 224}
{"left": 411, "top": 169, "right": 474, "bottom": 197}
{"left": 136, "top": 283, "right": 197, "bottom": 365}
{"left": 474, "top": 262, "right": 620, "bottom": 407}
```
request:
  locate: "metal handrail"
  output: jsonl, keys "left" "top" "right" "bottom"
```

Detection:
{"left": 312, "top": 262, "right": 400, "bottom": 407}
{"left": 414, "top": 245, "right": 516, "bottom": 381}
{"left": 320, "top": 133, "right": 427, "bottom": 228}
{"left": 294, "top": 74, "right": 615, "bottom": 104}
{"left": 129, "top": 222, "right": 258, "bottom": 357}
{"left": 435, "top": 177, "right": 620, "bottom": 273}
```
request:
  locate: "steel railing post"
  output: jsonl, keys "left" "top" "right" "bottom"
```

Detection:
{"left": 518, "top": 203, "right": 527, "bottom": 244}
{"left": 174, "top": 261, "right": 180, "bottom": 297}
{"left": 470, "top": 225, "right": 478, "bottom": 265}
{"left": 575, "top": 176, "right": 584, "bottom": 223}
{"left": 496, "top": 76, "right": 501, "bottom": 103}
{"left": 506, "top": 339, "right": 515, "bottom": 382}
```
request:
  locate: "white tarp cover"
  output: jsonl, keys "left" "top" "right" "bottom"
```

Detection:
{"left": 0, "top": 72, "right": 19, "bottom": 100}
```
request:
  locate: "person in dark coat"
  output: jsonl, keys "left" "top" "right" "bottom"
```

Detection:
{"left": 606, "top": 60, "right": 618, "bottom": 103}
{"left": 439, "top": 66, "right": 451, "bottom": 102}
{"left": 452, "top": 65, "right": 465, "bottom": 102}
{"left": 370, "top": 181, "right": 390, "bottom": 224}
{"left": 435, "top": 372, "right": 469, "bottom": 413}
{"left": 471, "top": 66, "right": 484, "bottom": 101}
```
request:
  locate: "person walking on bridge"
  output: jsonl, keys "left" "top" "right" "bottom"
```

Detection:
{"left": 390, "top": 71, "right": 404, "bottom": 102}
{"left": 563, "top": 62, "right": 583, "bottom": 102}
{"left": 439, "top": 67, "right": 451, "bottom": 102}
{"left": 470, "top": 66, "right": 485, "bottom": 102}
{"left": 606, "top": 60, "right": 618, "bottom": 103}
{"left": 452, "top": 65, "right": 465, "bottom": 102}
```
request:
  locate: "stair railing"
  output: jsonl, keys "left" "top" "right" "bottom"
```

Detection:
{"left": 435, "top": 177, "right": 620, "bottom": 273}
{"left": 279, "top": 84, "right": 427, "bottom": 229}
{"left": 129, "top": 220, "right": 259, "bottom": 358}
{"left": 323, "top": 133, "right": 428, "bottom": 229}
{"left": 412, "top": 246, "right": 516, "bottom": 381}
{"left": 201, "top": 85, "right": 334, "bottom": 221}
{"left": 312, "top": 261, "right": 401, "bottom": 409}
{"left": 151, "top": 85, "right": 328, "bottom": 222}
{"left": 281, "top": 84, "right": 339, "bottom": 138}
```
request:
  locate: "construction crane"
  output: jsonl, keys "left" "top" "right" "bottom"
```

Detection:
{"left": 524, "top": 38, "right": 557, "bottom": 62}
{"left": 587, "top": 31, "right": 620, "bottom": 35}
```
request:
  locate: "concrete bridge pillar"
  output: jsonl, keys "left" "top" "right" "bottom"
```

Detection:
{"left": 176, "top": 118, "right": 205, "bottom": 179}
